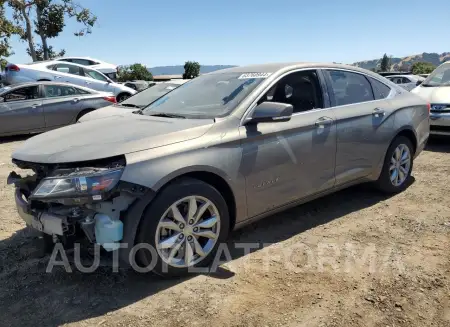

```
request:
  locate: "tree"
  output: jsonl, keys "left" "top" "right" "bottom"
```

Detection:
{"left": 0, "top": 0, "right": 22, "bottom": 69}
{"left": 411, "top": 62, "right": 436, "bottom": 75}
{"left": 7, "top": 0, "right": 97, "bottom": 61}
{"left": 183, "top": 61, "right": 200, "bottom": 79}
{"left": 117, "top": 63, "right": 153, "bottom": 82}
{"left": 380, "top": 53, "right": 390, "bottom": 72}
{"left": 26, "top": 43, "right": 65, "bottom": 60}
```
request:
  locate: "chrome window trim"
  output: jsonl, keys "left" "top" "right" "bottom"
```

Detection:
{"left": 240, "top": 66, "right": 395, "bottom": 125}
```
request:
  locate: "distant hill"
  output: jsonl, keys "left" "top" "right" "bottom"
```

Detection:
{"left": 149, "top": 65, "right": 236, "bottom": 76}
{"left": 353, "top": 52, "right": 450, "bottom": 71}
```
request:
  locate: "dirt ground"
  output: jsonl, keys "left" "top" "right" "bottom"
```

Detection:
{"left": 0, "top": 135, "right": 449, "bottom": 327}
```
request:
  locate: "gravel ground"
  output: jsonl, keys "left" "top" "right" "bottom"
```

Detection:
{"left": 0, "top": 135, "right": 449, "bottom": 327}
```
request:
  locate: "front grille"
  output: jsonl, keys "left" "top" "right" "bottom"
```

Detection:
{"left": 430, "top": 104, "right": 450, "bottom": 113}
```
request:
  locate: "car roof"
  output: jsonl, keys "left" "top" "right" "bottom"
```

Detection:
{"left": 207, "top": 62, "right": 381, "bottom": 76}
{"left": 27, "top": 60, "right": 91, "bottom": 69}
{"left": 1, "top": 81, "right": 100, "bottom": 92}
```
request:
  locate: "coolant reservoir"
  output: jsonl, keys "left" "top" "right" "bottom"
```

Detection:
{"left": 94, "top": 213, "right": 123, "bottom": 252}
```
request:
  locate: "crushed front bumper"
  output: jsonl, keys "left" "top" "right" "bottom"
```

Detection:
{"left": 14, "top": 188, "right": 65, "bottom": 235}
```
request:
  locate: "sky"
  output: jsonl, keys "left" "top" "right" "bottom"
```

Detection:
{"left": 6, "top": 0, "right": 450, "bottom": 67}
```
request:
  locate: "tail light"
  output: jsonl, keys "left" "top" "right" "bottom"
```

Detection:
{"left": 104, "top": 96, "right": 117, "bottom": 103}
{"left": 7, "top": 64, "right": 20, "bottom": 72}
{"left": 427, "top": 103, "right": 431, "bottom": 113}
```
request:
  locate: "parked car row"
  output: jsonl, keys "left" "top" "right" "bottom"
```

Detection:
{"left": 8, "top": 62, "right": 430, "bottom": 277}
{"left": 4, "top": 60, "right": 136, "bottom": 102}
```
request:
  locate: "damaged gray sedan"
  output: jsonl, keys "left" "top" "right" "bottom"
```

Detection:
{"left": 9, "top": 63, "right": 429, "bottom": 277}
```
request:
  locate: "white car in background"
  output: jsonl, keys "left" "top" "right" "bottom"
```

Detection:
{"left": 386, "top": 74, "right": 424, "bottom": 91}
{"left": 4, "top": 61, "right": 136, "bottom": 102}
{"left": 55, "top": 57, "right": 118, "bottom": 80}
{"left": 411, "top": 61, "right": 450, "bottom": 135}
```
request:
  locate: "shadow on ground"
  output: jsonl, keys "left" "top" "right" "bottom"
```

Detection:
{"left": 0, "top": 134, "right": 32, "bottom": 145}
{"left": 0, "top": 180, "right": 412, "bottom": 326}
{"left": 425, "top": 135, "right": 450, "bottom": 153}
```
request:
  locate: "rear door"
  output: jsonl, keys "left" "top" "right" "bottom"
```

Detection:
{"left": 52, "top": 63, "right": 85, "bottom": 86}
{"left": 0, "top": 85, "right": 45, "bottom": 134}
{"left": 324, "top": 69, "right": 394, "bottom": 186}
{"left": 42, "top": 84, "right": 83, "bottom": 128}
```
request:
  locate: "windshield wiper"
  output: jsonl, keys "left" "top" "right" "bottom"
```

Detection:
{"left": 118, "top": 103, "right": 142, "bottom": 108}
{"left": 421, "top": 83, "right": 439, "bottom": 87}
{"left": 149, "top": 113, "right": 186, "bottom": 119}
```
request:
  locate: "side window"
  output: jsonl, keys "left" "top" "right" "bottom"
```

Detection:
{"left": 368, "top": 77, "right": 391, "bottom": 100}
{"left": 327, "top": 70, "right": 374, "bottom": 106}
{"left": 84, "top": 69, "right": 108, "bottom": 82}
{"left": 72, "top": 59, "right": 92, "bottom": 66}
{"left": 258, "top": 70, "right": 323, "bottom": 113}
{"left": 75, "top": 88, "right": 91, "bottom": 95}
{"left": 402, "top": 77, "right": 411, "bottom": 83}
{"left": 53, "top": 64, "right": 83, "bottom": 76}
{"left": 3, "top": 86, "right": 40, "bottom": 102}
{"left": 44, "top": 85, "right": 78, "bottom": 98}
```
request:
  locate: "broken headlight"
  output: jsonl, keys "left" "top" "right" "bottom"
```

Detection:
{"left": 30, "top": 167, "right": 123, "bottom": 200}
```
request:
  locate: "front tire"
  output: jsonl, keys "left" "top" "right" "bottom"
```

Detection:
{"left": 135, "top": 178, "right": 230, "bottom": 277}
{"left": 375, "top": 136, "right": 414, "bottom": 193}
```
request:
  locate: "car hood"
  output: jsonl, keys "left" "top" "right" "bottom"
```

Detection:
{"left": 411, "top": 86, "right": 450, "bottom": 103}
{"left": 12, "top": 115, "right": 214, "bottom": 164}
{"left": 78, "top": 105, "right": 135, "bottom": 122}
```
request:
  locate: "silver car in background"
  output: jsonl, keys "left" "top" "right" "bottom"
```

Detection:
{"left": 0, "top": 81, "right": 116, "bottom": 136}
{"left": 10, "top": 63, "right": 429, "bottom": 277}
{"left": 4, "top": 61, "right": 136, "bottom": 102}
{"left": 386, "top": 74, "right": 424, "bottom": 91}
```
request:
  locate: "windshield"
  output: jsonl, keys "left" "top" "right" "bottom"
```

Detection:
{"left": 422, "top": 64, "right": 450, "bottom": 86}
{"left": 142, "top": 72, "right": 268, "bottom": 118}
{"left": 120, "top": 83, "right": 181, "bottom": 107}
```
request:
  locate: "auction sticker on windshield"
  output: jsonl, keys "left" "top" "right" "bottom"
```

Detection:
{"left": 238, "top": 73, "right": 272, "bottom": 79}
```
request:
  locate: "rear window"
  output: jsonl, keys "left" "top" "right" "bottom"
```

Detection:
{"left": 368, "top": 77, "right": 391, "bottom": 100}
{"left": 327, "top": 70, "right": 374, "bottom": 106}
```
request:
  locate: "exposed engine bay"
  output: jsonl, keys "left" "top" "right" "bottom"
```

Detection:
{"left": 8, "top": 155, "right": 146, "bottom": 252}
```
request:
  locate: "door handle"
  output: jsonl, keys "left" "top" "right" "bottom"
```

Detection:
{"left": 73, "top": 98, "right": 79, "bottom": 103}
{"left": 315, "top": 117, "right": 333, "bottom": 128}
{"left": 31, "top": 103, "right": 42, "bottom": 108}
{"left": 373, "top": 108, "right": 385, "bottom": 117}
{"left": 85, "top": 82, "right": 92, "bottom": 85}
{"left": 54, "top": 76, "right": 62, "bottom": 79}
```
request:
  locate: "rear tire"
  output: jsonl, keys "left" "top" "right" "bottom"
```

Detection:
{"left": 135, "top": 178, "right": 230, "bottom": 277}
{"left": 117, "top": 93, "right": 130, "bottom": 103}
{"left": 375, "top": 136, "right": 414, "bottom": 194}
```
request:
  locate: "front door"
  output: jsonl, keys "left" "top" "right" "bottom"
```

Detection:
{"left": 0, "top": 85, "right": 45, "bottom": 135}
{"left": 323, "top": 69, "right": 395, "bottom": 186}
{"left": 82, "top": 68, "right": 110, "bottom": 92}
{"left": 239, "top": 70, "right": 337, "bottom": 218}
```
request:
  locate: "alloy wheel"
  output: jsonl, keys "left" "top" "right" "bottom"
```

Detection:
{"left": 389, "top": 144, "right": 411, "bottom": 187}
{"left": 155, "top": 195, "right": 221, "bottom": 268}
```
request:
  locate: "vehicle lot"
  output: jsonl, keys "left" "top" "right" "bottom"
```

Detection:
{"left": 0, "top": 136, "right": 449, "bottom": 327}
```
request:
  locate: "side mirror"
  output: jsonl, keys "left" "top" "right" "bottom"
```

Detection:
{"left": 416, "top": 80, "right": 423, "bottom": 86}
{"left": 0, "top": 97, "right": 4, "bottom": 103}
{"left": 246, "top": 102, "right": 293, "bottom": 124}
